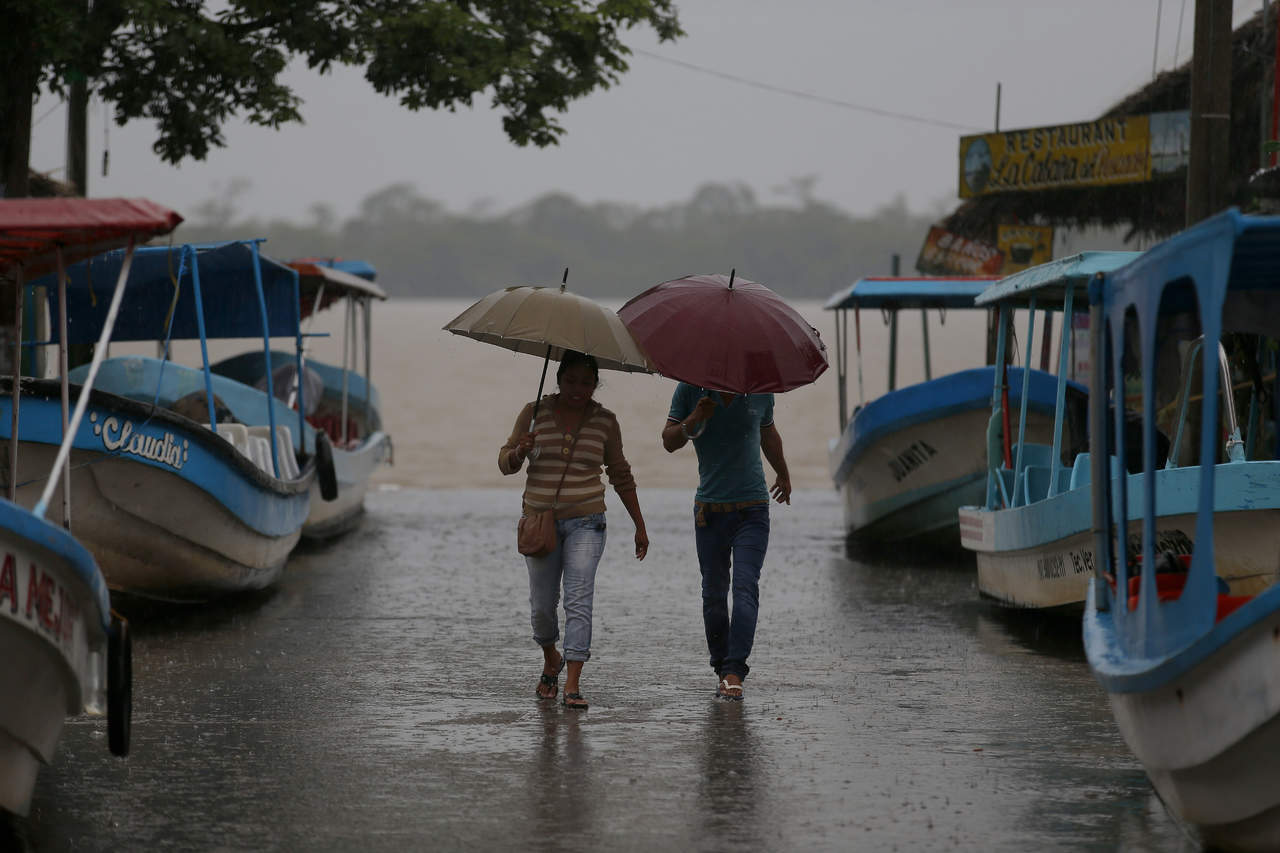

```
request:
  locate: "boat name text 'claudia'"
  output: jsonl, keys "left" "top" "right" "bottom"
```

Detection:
{"left": 0, "top": 552, "right": 80, "bottom": 649}
{"left": 91, "top": 412, "right": 189, "bottom": 470}
{"left": 889, "top": 440, "right": 939, "bottom": 482}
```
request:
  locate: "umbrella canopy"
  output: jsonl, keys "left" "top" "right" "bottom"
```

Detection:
{"left": 618, "top": 272, "right": 828, "bottom": 394}
{"left": 443, "top": 284, "right": 652, "bottom": 374}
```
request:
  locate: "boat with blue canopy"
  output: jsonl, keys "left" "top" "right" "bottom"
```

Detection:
{"left": 13, "top": 240, "right": 334, "bottom": 601}
{"left": 210, "top": 257, "right": 391, "bottom": 539}
{"left": 958, "top": 252, "right": 1132, "bottom": 608}
{"left": 960, "top": 244, "right": 1280, "bottom": 612}
{"left": 1084, "top": 209, "right": 1280, "bottom": 850}
{"left": 0, "top": 197, "right": 179, "bottom": 814}
{"left": 825, "top": 275, "right": 1062, "bottom": 547}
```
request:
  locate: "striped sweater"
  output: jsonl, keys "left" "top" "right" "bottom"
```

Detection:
{"left": 499, "top": 395, "right": 636, "bottom": 519}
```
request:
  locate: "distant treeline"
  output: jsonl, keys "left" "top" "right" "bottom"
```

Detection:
{"left": 176, "top": 180, "right": 948, "bottom": 300}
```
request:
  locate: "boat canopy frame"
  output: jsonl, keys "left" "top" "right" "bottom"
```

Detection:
{"left": 0, "top": 198, "right": 182, "bottom": 531}
{"left": 1090, "top": 208, "right": 1280, "bottom": 660}
{"left": 824, "top": 275, "right": 997, "bottom": 433}
{"left": 976, "top": 252, "right": 1139, "bottom": 510}
{"left": 289, "top": 259, "right": 387, "bottom": 447}
{"left": 31, "top": 240, "right": 306, "bottom": 480}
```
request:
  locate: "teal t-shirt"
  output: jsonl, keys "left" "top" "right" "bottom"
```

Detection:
{"left": 668, "top": 382, "right": 774, "bottom": 503}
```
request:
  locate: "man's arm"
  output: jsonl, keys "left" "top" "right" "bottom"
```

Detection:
{"left": 760, "top": 422, "right": 791, "bottom": 504}
{"left": 662, "top": 395, "right": 717, "bottom": 452}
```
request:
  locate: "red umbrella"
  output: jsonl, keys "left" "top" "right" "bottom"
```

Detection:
{"left": 618, "top": 271, "right": 828, "bottom": 394}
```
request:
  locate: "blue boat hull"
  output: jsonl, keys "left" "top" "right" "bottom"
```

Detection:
{"left": 0, "top": 499, "right": 111, "bottom": 814}
{"left": 1086, "top": 582, "right": 1280, "bottom": 851}
{"left": 0, "top": 380, "right": 313, "bottom": 600}
{"left": 831, "top": 367, "right": 1066, "bottom": 546}
{"left": 962, "top": 462, "right": 1280, "bottom": 610}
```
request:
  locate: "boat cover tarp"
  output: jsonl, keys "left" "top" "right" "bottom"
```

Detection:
{"left": 292, "top": 257, "right": 376, "bottom": 282}
{"left": 0, "top": 197, "right": 182, "bottom": 277}
{"left": 824, "top": 276, "right": 997, "bottom": 311}
{"left": 32, "top": 242, "right": 300, "bottom": 345}
{"left": 290, "top": 261, "right": 386, "bottom": 320}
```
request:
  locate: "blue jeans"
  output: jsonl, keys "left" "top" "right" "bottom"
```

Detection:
{"left": 694, "top": 503, "right": 770, "bottom": 681}
{"left": 526, "top": 513, "right": 607, "bottom": 663}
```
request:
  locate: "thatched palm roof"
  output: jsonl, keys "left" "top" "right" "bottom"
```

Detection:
{"left": 28, "top": 171, "right": 76, "bottom": 198}
{"left": 942, "top": 8, "right": 1271, "bottom": 243}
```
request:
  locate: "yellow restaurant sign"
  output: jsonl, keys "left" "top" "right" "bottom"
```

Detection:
{"left": 958, "top": 112, "right": 1189, "bottom": 198}
{"left": 996, "top": 224, "right": 1054, "bottom": 274}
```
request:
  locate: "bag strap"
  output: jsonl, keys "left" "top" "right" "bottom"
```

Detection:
{"left": 549, "top": 402, "right": 596, "bottom": 509}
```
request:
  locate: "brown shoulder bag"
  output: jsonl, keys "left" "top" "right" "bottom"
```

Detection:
{"left": 517, "top": 408, "right": 589, "bottom": 558}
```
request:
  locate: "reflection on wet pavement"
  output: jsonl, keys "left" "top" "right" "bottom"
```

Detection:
{"left": 16, "top": 488, "right": 1199, "bottom": 851}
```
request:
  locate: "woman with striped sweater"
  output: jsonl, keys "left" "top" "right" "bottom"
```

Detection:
{"left": 500, "top": 351, "right": 649, "bottom": 710}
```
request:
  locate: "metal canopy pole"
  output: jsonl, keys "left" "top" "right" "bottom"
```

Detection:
{"left": 290, "top": 267, "right": 306, "bottom": 448}
{"left": 9, "top": 265, "right": 23, "bottom": 501}
{"left": 35, "top": 238, "right": 138, "bottom": 519}
{"left": 340, "top": 297, "right": 352, "bottom": 447}
{"left": 188, "top": 247, "right": 218, "bottom": 430}
{"left": 887, "top": 310, "right": 898, "bottom": 392}
{"left": 1014, "top": 297, "right": 1039, "bottom": 480}
{"left": 1048, "top": 287, "right": 1075, "bottom": 497}
{"left": 248, "top": 241, "right": 281, "bottom": 479}
{"left": 854, "top": 308, "right": 864, "bottom": 406}
{"left": 921, "top": 309, "right": 932, "bottom": 381}
{"left": 56, "top": 248, "right": 71, "bottom": 527}
{"left": 834, "top": 308, "right": 846, "bottom": 432}
{"left": 363, "top": 297, "right": 373, "bottom": 431}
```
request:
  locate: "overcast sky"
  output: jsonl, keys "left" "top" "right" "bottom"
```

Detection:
{"left": 28, "top": 0, "right": 1269, "bottom": 223}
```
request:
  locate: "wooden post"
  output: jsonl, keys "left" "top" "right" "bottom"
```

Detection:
{"left": 1186, "top": 0, "right": 1233, "bottom": 226}
{"left": 66, "top": 77, "right": 88, "bottom": 196}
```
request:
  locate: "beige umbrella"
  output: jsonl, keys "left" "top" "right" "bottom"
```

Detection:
{"left": 443, "top": 272, "right": 653, "bottom": 426}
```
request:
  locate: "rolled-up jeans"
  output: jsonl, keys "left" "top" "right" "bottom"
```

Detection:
{"left": 694, "top": 503, "right": 770, "bottom": 681}
{"left": 526, "top": 513, "right": 607, "bottom": 663}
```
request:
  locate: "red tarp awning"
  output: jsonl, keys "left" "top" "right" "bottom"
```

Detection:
{"left": 0, "top": 198, "right": 183, "bottom": 277}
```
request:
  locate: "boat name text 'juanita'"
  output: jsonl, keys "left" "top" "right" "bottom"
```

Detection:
{"left": 1038, "top": 547, "right": 1096, "bottom": 580}
{"left": 0, "top": 552, "right": 79, "bottom": 649}
{"left": 91, "top": 412, "right": 189, "bottom": 470}
{"left": 888, "top": 440, "right": 939, "bottom": 482}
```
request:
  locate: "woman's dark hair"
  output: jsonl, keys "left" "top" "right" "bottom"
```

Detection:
{"left": 556, "top": 350, "right": 599, "bottom": 385}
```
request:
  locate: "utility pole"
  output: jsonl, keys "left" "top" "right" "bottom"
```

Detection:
{"left": 1186, "top": 0, "right": 1232, "bottom": 226}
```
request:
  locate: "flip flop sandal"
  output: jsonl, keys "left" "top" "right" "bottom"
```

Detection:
{"left": 716, "top": 679, "right": 744, "bottom": 701}
{"left": 536, "top": 656, "right": 566, "bottom": 699}
{"left": 562, "top": 692, "right": 589, "bottom": 711}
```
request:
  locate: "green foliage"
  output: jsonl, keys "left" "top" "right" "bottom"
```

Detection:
{"left": 6, "top": 0, "right": 681, "bottom": 165}
{"left": 177, "top": 181, "right": 944, "bottom": 300}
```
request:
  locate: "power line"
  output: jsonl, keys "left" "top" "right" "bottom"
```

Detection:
{"left": 633, "top": 48, "right": 986, "bottom": 133}
{"left": 31, "top": 100, "right": 63, "bottom": 130}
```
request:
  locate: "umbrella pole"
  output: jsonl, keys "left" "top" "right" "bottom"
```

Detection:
{"left": 529, "top": 345, "right": 552, "bottom": 432}
{"left": 529, "top": 267, "right": 568, "bottom": 431}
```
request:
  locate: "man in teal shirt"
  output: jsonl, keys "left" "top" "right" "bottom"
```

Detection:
{"left": 663, "top": 382, "right": 791, "bottom": 700}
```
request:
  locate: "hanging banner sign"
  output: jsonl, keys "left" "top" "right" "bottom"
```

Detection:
{"left": 958, "top": 111, "right": 1190, "bottom": 198}
{"left": 997, "top": 224, "right": 1054, "bottom": 274}
{"left": 915, "top": 225, "right": 1003, "bottom": 276}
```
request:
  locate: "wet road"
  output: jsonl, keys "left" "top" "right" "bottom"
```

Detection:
{"left": 16, "top": 488, "right": 1198, "bottom": 851}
